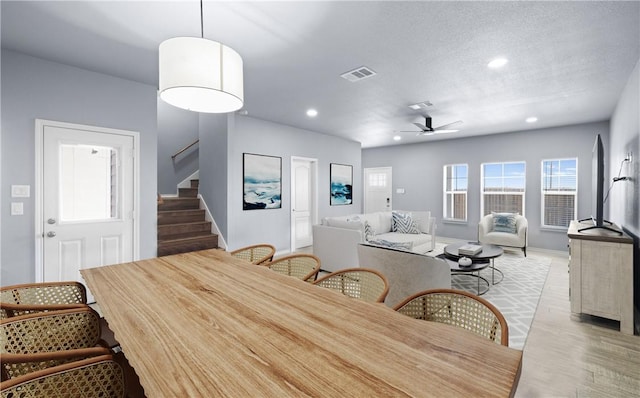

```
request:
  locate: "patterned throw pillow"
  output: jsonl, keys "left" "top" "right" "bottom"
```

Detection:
{"left": 364, "top": 221, "right": 376, "bottom": 241}
{"left": 492, "top": 212, "right": 517, "bottom": 233}
{"left": 392, "top": 211, "right": 420, "bottom": 234}
{"left": 368, "top": 239, "right": 414, "bottom": 251}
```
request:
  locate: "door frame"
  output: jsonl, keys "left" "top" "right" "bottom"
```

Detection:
{"left": 34, "top": 119, "right": 141, "bottom": 282}
{"left": 290, "top": 156, "right": 318, "bottom": 252}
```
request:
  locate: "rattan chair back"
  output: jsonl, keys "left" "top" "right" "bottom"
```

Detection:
{"left": 0, "top": 307, "right": 107, "bottom": 380}
{"left": 0, "top": 355, "right": 125, "bottom": 398}
{"left": 1, "top": 281, "right": 87, "bottom": 319}
{"left": 393, "top": 288, "right": 509, "bottom": 346}
{"left": 266, "top": 254, "right": 321, "bottom": 282}
{"left": 230, "top": 244, "right": 276, "bottom": 265}
{"left": 313, "top": 268, "right": 390, "bottom": 303}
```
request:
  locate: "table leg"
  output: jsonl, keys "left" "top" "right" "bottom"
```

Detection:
{"left": 491, "top": 258, "right": 504, "bottom": 285}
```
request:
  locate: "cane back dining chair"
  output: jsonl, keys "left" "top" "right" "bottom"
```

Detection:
{"left": 265, "top": 254, "right": 321, "bottom": 282}
{"left": 0, "top": 281, "right": 119, "bottom": 349}
{"left": 0, "top": 307, "right": 110, "bottom": 381}
{"left": 313, "top": 268, "right": 390, "bottom": 303}
{"left": 1, "top": 281, "right": 87, "bottom": 319}
{"left": 0, "top": 354, "right": 125, "bottom": 398}
{"left": 393, "top": 288, "right": 509, "bottom": 346}
{"left": 230, "top": 243, "right": 276, "bottom": 265}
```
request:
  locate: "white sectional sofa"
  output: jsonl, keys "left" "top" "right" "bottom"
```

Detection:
{"left": 357, "top": 243, "right": 451, "bottom": 307}
{"left": 312, "top": 210, "right": 436, "bottom": 273}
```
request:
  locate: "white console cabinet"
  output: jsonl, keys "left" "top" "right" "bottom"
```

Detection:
{"left": 568, "top": 220, "right": 634, "bottom": 334}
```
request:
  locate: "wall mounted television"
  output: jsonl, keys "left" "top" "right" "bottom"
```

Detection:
{"left": 578, "top": 133, "right": 621, "bottom": 234}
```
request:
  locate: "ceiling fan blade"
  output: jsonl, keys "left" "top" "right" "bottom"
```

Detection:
{"left": 413, "top": 122, "right": 429, "bottom": 131}
{"left": 430, "top": 129, "right": 459, "bottom": 134}
{"left": 433, "top": 120, "right": 463, "bottom": 130}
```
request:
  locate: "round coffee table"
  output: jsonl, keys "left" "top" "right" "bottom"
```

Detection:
{"left": 439, "top": 254, "right": 489, "bottom": 295}
{"left": 444, "top": 242, "right": 504, "bottom": 287}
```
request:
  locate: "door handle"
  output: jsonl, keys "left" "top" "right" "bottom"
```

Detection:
{"left": 47, "top": 218, "right": 56, "bottom": 225}
{"left": 46, "top": 231, "right": 56, "bottom": 238}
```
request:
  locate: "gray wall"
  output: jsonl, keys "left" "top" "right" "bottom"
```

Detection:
{"left": 609, "top": 58, "right": 639, "bottom": 237}
{"left": 362, "top": 122, "right": 609, "bottom": 251}
{"left": 198, "top": 113, "right": 229, "bottom": 240}
{"left": 157, "top": 99, "right": 199, "bottom": 194}
{"left": 608, "top": 57, "right": 639, "bottom": 314}
{"left": 1, "top": 50, "right": 158, "bottom": 285}
{"left": 221, "top": 115, "right": 361, "bottom": 253}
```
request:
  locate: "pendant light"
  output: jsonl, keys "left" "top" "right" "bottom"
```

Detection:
{"left": 159, "top": 1, "right": 244, "bottom": 113}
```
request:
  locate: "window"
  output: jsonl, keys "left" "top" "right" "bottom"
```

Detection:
{"left": 443, "top": 164, "right": 468, "bottom": 221}
{"left": 541, "top": 158, "right": 577, "bottom": 228}
{"left": 481, "top": 162, "right": 526, "bottom": 215}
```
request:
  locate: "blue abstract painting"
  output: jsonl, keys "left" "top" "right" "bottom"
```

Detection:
{"left": 330, "top": 163, "right": 352, "bottom": 206}
{"left": 243, "top": 153, "right": 282, "bottom": 210}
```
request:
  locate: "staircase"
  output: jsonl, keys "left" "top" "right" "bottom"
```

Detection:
{"left": 157, "top": 179, "right": 218, "bottom": 256}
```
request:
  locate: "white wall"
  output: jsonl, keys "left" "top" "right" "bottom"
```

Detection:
{"left": 220, "top": 115, "right": 361, "bottom": 253}
{"left": 0, "top": 50, "right": 158, "bottom": 285}
{"left": 363, "top": 122, "right": 608, "bottom": 251}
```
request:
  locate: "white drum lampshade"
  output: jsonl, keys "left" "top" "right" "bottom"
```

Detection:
{"left": 159, "top": 37, "right": 244, "bottom": 113}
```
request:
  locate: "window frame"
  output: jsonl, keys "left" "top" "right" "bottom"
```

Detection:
{"left": 540, "top": 157, "right": 578, "bottom": 229}
{"left": 443, "top": 163, "right": 468, "bottom": 222}
{"left": 480, "top": 161, "right": 526, "bottom": 216}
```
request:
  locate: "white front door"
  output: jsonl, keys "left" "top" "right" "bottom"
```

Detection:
{"left": 364, "top": 167, "right": 393, "bottom": 213}
{"left": 37, "top": 120, "right": 137, "bottom": 302}
{"left": 291, "top": 158, "right": 317, "bottom": 250}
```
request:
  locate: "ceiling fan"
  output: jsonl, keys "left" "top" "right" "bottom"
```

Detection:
{"left": 402, "top": 116, "right": 463, "bottom": 136}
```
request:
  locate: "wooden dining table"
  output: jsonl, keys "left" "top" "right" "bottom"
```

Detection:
{"left": 81, "top": 249, "right": 522, "bottom": 397}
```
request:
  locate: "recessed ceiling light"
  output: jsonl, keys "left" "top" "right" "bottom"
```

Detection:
{"left": 306, "top": 109, "right": 318, "bottom": 117}
{"left": 526, "top": 116, "right": 538, "bottom": 123}
{"left": 393, "top": 135, "right": 402, "bottom": 141}
{"left": 487, "top": 58, "right": 508, "bottom": 69}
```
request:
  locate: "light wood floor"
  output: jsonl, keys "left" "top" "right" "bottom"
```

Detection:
{"left": 515, "top": 248, "right": 640, "bottom": 397}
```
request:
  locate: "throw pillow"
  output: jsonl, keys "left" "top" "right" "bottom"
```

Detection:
{"left": 492, "top": 212, "right": 517, "bottom": 234}
{"left": 392, "top": 211, "right": 420, "bottom": 234}
{"left": 368, "top": 239, "right": 414, "bottom": 251}
{"left": 364, "top": 221, "right": 376, "bottom": 241}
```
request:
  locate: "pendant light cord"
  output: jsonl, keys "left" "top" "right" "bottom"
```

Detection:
{"left": 200, "top": 0, "right": 204, "bottom": 38}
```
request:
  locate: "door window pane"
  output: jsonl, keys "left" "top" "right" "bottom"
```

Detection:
{"left": 60, "top": 144, "right": 118, "bottom": 221}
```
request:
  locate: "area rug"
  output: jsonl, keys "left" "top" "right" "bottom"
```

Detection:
{"left": 427, "top": 243, "right": 551, "bottom": 349}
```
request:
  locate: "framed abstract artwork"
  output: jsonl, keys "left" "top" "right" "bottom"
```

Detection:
{"left": 330, "top": 163, "right": 352, "bottom": 206}
{"left": 243, "top": 153, "right": 282, "bottom": 210}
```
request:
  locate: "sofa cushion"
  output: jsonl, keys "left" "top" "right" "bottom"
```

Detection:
{"left": 379, "top": 212, "right": 392, "bottom": 233}
{"left": 492, "top": 212, "right": 517, "bottom": 233}
{"left": 326, "top": 217, "right": 363, "bottom": 232}
{"left": 410, "top": 211, "right": 432, "bottom": 234}
{"left": 392, "top": 211, "right": 420, "bottom": 234}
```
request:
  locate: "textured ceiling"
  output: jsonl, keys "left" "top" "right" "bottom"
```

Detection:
{"left": 2, "top": 1, "right": 639, "bottom": 148}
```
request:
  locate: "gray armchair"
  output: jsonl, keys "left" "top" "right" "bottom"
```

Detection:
{"left": 478, "top": 213, "right": 528, "bottom": 256}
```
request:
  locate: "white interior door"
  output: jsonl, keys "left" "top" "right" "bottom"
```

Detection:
{"left": 39, "top": 121, "right": 136, "bottom": 302}
{"left": 291, "top": 158, "right": 317, "bottom": 250}
{"left": 364, "top": 167, "right": 393, "bottom": 213}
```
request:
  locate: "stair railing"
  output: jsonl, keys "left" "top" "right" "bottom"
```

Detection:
{"left": 171, "top": 139, "right": 199, "bottom": 160}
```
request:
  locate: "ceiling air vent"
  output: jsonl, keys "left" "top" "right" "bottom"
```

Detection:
{"left": 408, "top": 101, "right": 433, "bottom": 110}
{"left": 340, "top": 66, "right": 377, "bottom": 82}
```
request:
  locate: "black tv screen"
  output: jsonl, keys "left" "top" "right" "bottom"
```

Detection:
{"left": 592, "top": 134, "right": 605, "bottom": 227}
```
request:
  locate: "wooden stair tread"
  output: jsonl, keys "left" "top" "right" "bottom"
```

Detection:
{"left": 158, "top": 230, "right": 213, "bottom": 242}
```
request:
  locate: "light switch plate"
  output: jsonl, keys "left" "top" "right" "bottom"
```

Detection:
{"left": 396, "top": 188, "right": 405, "bottom": 194}
{"left": 11, "top": 202, "right": 24, "bottom": 216}
{"left": 11, "top": 185, "right": 30, "bottom": 198}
